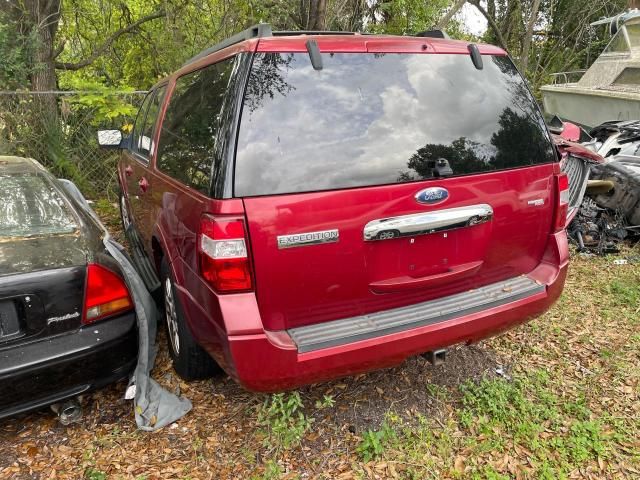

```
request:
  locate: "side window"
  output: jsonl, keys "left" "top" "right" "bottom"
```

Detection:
{"left": 131, "top": 92, "right": 154, "bottom": 158}
{"left": 157, "top": 56, "right": 236, "bottom": 193}
{"left": 138, "top": 85, "right": 166, "bottom": 157}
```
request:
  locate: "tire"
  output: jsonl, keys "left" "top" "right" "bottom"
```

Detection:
{"left": 160, "top": 259, "right": 217, "bottom": 380}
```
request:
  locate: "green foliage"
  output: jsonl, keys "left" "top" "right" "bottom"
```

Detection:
{"left": 356, "top": 422, "right": 396, "bottom": 461}
{"left": 607, "top": 277, "right": 640, "bottom": 308}
{"left": 459, "top": 372, "right": 612, "bottom": 476}
{"left": 470, "top": 467, "right": 510, "bottom": 480}
{"left": 0, "top": 14, "right": 31, "bottom": 89}
{"left": 314, "top": 394, "right": 335, "bottom": 409}
{"left": 366, "top": 0, "right": 450, "bottom": 35}
{"left": 66, "top": 79, "right": 137, "bottom": 125}
{"left": 257, "top": 392, "right": 312, "bottom": 452}
{"left": 84, "top": 468, "right": 107, "bottom": 480}
{"left": 251, "top": 459, "right": 284, "bottom": 480}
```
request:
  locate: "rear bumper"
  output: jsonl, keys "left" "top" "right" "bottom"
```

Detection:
{"left": 0, "top": 313, "right": 137, "bottom": 420}
{"left": 204, "top": 232, "right": 569, "bottom": 392}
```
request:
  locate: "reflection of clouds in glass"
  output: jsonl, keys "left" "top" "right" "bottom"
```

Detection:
{"left": 235, "top": 53, "right": 551, "bottom": 196}
{"left": 0, "top": 175, "right": 77, "bottom": 237}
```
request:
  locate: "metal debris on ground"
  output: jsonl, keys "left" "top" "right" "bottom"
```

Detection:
{"left": 567, "top": 198, "right": 634, "bottom": 254}
{"left": 565, "top": 119, "right": 640, "bottom": 255}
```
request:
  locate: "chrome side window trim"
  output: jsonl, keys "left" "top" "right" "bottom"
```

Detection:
{"left": 363, "top": 204, "right": 494, "bottom": 241}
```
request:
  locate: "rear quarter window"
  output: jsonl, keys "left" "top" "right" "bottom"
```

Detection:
{"left": 157, "top": 57, "right": 237, "bottom": 193}
{"left": 234, "top": 52, "right": 555, "bottom": 197}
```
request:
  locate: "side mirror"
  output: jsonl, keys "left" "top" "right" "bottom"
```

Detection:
{"left": 97, "top": 129, "right": 123, "bottom": 149}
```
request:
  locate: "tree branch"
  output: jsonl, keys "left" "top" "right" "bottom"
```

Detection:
{"left": 54, "top": 10, "right": 165, "bottom": 71}
{"left": 468, "top": 0, "right": 508, "bottom": 51}
{"left": 520, "top": 0, "right": 542, "bottom": 72}
{"left": 53, "top": 40, "right": 65, "bottom": 59}
{"left": 435, "top": 0, "right": 467, "bottom": 30}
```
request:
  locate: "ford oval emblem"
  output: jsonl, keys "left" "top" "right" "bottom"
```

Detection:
{"left": 415, "top": 187, "right": 449, "bottom": 205}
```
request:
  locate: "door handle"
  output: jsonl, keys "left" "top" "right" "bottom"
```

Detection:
{"left": 138, "top": 177, "right": 149, "bottom": 193}
{"left": 363, "top": 204, "right": 493, "bottom": 241}
{"left": 124, "top": 166, "right": 133, "bottom": 177}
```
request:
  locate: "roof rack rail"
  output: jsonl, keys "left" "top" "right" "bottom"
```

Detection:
{"left": 273, "top": 30, "right": 357, "bottom": 36}
{"left": 415, "top": 29, "right": 449, "bottom": 39}
{"left": 183, "top": 23, "right": 273, "bottom": 66}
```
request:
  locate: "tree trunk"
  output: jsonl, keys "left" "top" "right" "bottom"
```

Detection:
{"left": 25, "top": 0, "right": 61, "bottom": 121}
{"left": 487, "top": 0, "right": 496, "bottom": 19}
{"left": 469, "top": 0, "right": 509, "bottom": 51}
{"left": 435, "top": 0, "right": 467, "bottom": 30}
{"left": 307, "top": 0, "right": 327, "bottom": 30}
{"left": 520, "top": 0, "right": 542, "bottom": 73}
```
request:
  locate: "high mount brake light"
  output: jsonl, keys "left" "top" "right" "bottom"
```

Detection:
{"left": 199, "top": 215, "right": 253, "bottom": 293}
{"left": 554, "top": 173, "right": 570, "bottom": 232}
{"left": 83, "top": 264, "right": 133, "bottom": 324}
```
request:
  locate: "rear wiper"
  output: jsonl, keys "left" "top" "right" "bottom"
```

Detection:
{"left": 306, "top": 39, "right": 323, "bottom": 71}
{"left": 467, "top": 43, "right": 483, "bottom": 70}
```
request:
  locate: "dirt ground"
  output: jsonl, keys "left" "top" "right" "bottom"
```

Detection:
{"left": 0, "top": 204, "right": 638, "bottom": 479}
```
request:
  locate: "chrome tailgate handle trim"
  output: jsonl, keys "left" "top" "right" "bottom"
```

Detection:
{"left": 363, "top": 203, "right": 493, "bottom": 241}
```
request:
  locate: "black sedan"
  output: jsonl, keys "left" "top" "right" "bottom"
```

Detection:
{"left": 0, "top": 156, "right": 137, "bottom": 420}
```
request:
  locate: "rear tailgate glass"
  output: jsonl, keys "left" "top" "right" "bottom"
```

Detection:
{"left": 238, "top": 51, "right": 558, "bottom": 332}
{"left": 235, "top": 52, "right": 555, "bottom": 196}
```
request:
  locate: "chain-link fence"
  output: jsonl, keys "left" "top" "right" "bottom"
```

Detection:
{"left": 0, "top": 91, "right": 146, "bottom": 199}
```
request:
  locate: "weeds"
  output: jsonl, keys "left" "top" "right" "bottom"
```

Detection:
{"left": 314, "top": 394, "right": 335, "bottom": 409}
{"left": 84, "top": 468, "right": 107, "bottom": 480}
{"left": 356, "top": 417, "right": 397, "bottom": 461}
{"left": 608, "top": 277, "right": 640, "bottom": 309}
{"left": 459, "top": 372, "right": 612, "bottom": 476}
{"left": 257, "top": 392, "right": 312, "bottom": 452}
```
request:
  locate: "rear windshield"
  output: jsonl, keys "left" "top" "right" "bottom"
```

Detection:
{"left": 234, "top": 52, "right": 555, "bottom": 197}
{"left": 0, "top": 175, "right": 77, "bottom": 238}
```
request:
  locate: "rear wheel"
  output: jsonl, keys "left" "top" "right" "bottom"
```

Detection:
{"left": 160, "top": 260, "right": 217, "bottom": 380}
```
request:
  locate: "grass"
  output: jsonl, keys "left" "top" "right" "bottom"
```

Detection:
{"left": 344, "top": 249, "right": 640, "bottom": 479}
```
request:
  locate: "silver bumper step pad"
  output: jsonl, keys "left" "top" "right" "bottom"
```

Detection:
{"left": 288, "top": 276, "right": 544, "bottom": 353}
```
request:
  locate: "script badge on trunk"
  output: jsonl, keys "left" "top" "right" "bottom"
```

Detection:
{"left": 277, "top": 229, "right": 339, "bottom": 249}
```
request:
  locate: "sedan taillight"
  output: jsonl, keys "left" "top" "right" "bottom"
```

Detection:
{"left": 83, "top": 264, "right": 133, "bottom": 324}
{"left": 199, "top": 215, "right": 253, "bottom": 293}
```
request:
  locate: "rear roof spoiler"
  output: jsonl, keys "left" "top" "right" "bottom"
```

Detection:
{"left": 183, "top": 24, "right": 452, "bottom": 67}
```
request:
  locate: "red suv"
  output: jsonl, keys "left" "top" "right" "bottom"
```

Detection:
{"left": 108, "top": 25, "right": 571, "bottom": 391}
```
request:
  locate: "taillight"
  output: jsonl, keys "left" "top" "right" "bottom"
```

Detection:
{"left": 553, "top": 173, "right": 570, "bottom": 232}
{"left": 198, "top": 215, "right": 253, "bottom": 292}
{"left": 83, "top": 264, "right": 133, "bottom": 324}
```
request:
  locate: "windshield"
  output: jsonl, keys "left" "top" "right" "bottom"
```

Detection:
{"left": 234, "top": 52, "right": 555, "bottom": 197}
{"left": 0, "top": 175, "right": 77, "bottom": 238}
